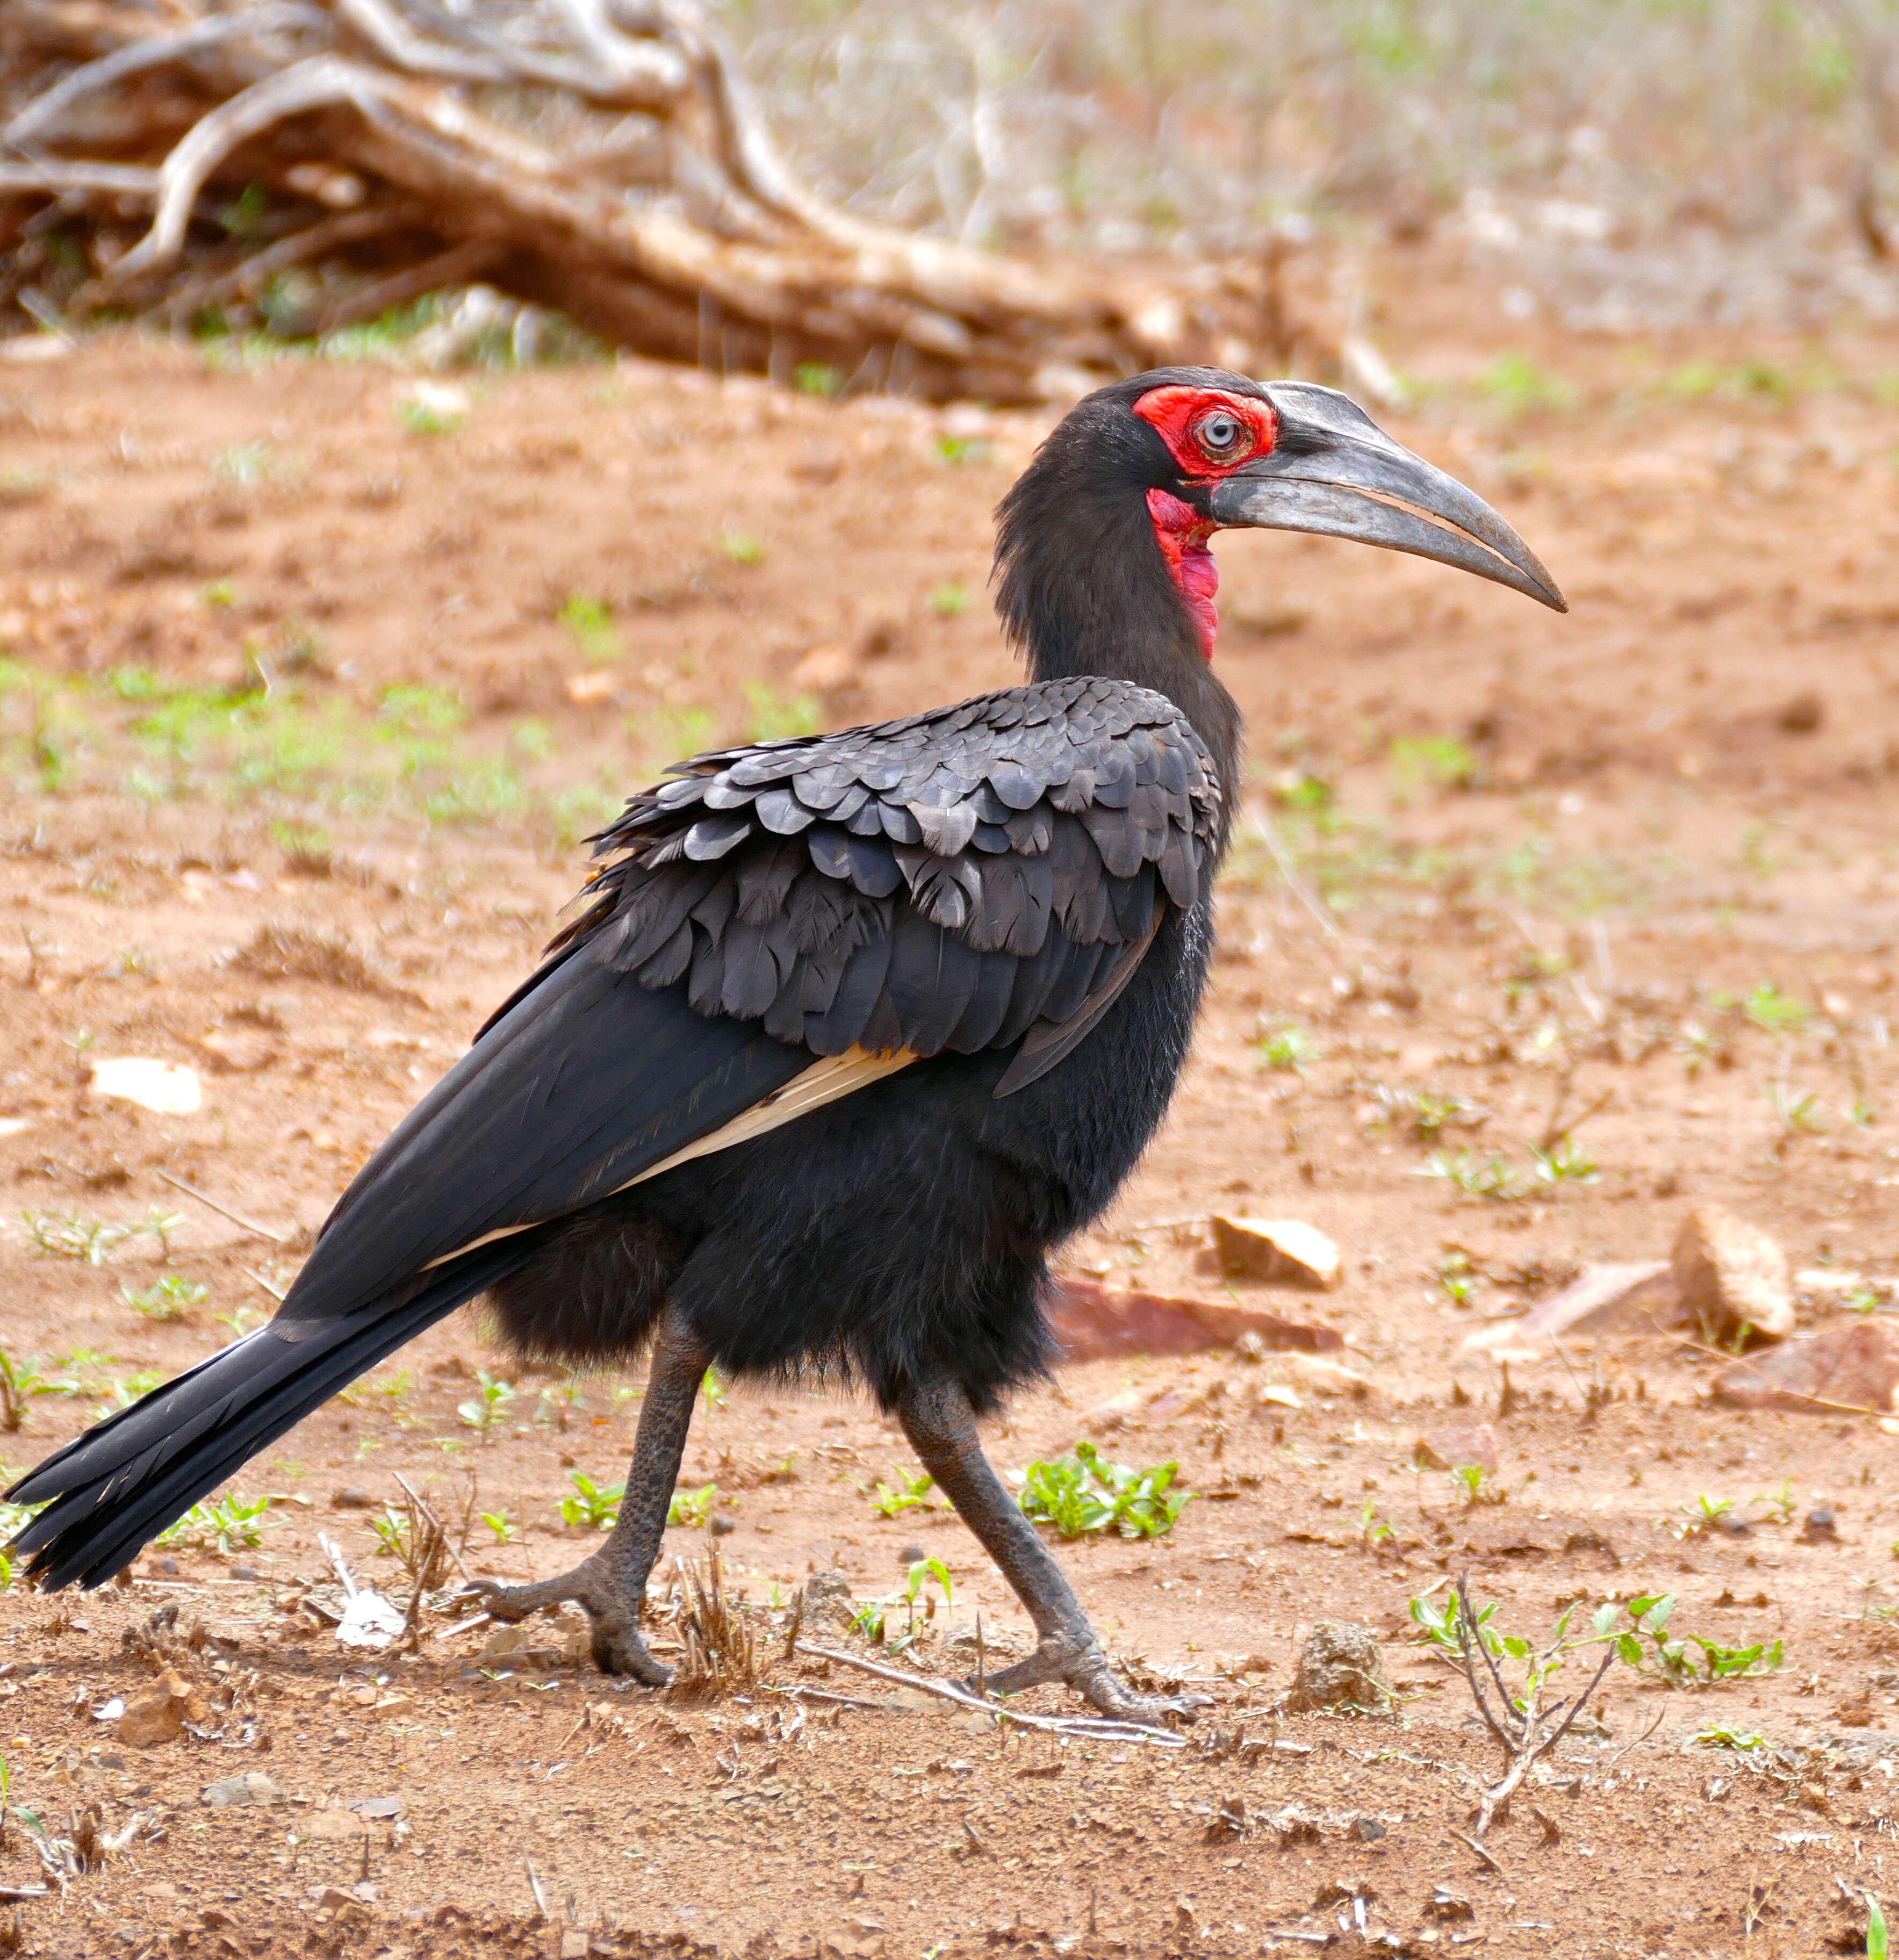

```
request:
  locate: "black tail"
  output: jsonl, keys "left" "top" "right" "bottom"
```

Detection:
{"left": 7, "top": 1236, "right": 540, "bottom": 1589}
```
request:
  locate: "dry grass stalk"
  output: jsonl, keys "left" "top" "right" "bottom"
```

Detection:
{"left": 665, "top": 1546, "right": 758, "bottom": 1700}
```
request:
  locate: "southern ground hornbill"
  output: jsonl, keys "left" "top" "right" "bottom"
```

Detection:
{"left": 8, "top": 370, "right": 1562, "bottom": 1721}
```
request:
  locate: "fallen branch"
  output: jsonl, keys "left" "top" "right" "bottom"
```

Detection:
{"left": 0, "top": 0, "right": 1304, "bottom": 399}
{"left": 795, "top": 1640, "right": 1186, "bottom": 1746}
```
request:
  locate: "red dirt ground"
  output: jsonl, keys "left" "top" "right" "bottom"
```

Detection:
{"left": 0, "top": 255, "right": 1895, "bottom": 1956}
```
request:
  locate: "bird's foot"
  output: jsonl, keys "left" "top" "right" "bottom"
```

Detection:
{"left": 963, "top": 1631, "right": 1209, "bottom": 1727}
{"left": 472, "top": 1558, "right": 668, "bottom": 1684}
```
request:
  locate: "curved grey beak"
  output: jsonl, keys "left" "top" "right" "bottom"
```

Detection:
{"left": 1210, "top": 381, "right": 1567, "bottom": 613}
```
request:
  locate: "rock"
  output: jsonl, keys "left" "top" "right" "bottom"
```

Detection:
{"left": 1209, "top": 1216, "right": 1342, "bottom": 1290}
{"left": 801, "top": 1569, "right": 858, "bottom": 1635}
{"left": 329, "top": 1487, "right": 376, "bottom": 1510}
{"left": 300, "top": 1808, "right": 370, "bottom": 1842}
{"left": 90, "top": 1056, "right": 202, "bottom": 1115}
{"left": 118, "top": 1669, "right": 208, "bottom": 1748}
{"left": 1712, "top": 1320, "right": 1899, "bottom": 1415}
{"left": 201, "top": 1770, "right": 283, "bottom": 1807}
{"left": 1411, "top": 1424, "right": 1501, "bottom": 1474}
{"left": 196, "top": 1028, "right": 277, "bottom": 1073}
{"left": 1283, "top": 1621, "right": 1393, "bottom": 1717}
{"left": 336, "top": 1588, "right": 405, "bottom": 1649}
{"left": 1800, "top": 1507, "right": 1839, "bottom": 1544}
{"left": 1461, "top": 1262, "right": 1682, "bottom": 1359}
{"left": 1046, "top": 1276, "right": 1343, "bottom": 1364}
{"left": 478, "top": 1625, "right": 566, "bottom": 1668}
{"left": 1672, "top": 1206, "right": 1795, "bottom": 1342}
{"left": 229, "top": 1564, "right": 259, "bottom": 1582}
{"left": 1276, "top": 1353, "right": 1378, "bottom": 1401}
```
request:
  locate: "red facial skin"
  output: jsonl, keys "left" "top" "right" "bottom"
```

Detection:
{"left": 1134, "top": 386, "right": 1278, "bottom": 660}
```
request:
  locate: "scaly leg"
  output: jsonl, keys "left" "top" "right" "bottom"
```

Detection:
{"left": 477, "top": 1304, "right": 709, "bottom": 1682}
{"left": 895, "top": 1373, "right": 1204, "bottom": 1724}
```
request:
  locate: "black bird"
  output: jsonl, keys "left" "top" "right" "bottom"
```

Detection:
{"left": 8, "top": 370, "right": 1562, "bottom": 1720}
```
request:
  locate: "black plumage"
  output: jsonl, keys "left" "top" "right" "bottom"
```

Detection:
{"left": 7, "top": 368, "right": 1563, "bottom": 1720}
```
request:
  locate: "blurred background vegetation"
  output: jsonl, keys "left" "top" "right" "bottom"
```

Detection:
{"left": 730, "top": 0, "right": 1899, "bottom": 329}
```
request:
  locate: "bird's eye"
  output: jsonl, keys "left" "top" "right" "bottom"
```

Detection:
{"left": 1192, "top": 410, "right": 1247, "bottom": 460}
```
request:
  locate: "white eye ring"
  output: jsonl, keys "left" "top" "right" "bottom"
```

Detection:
{"left": 1195, "top": 412, "right": 1245, "bottom": 456}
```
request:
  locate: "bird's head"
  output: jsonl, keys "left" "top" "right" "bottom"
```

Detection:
{"left": 996, "top": 365, "right": 1564, "bottom": 676}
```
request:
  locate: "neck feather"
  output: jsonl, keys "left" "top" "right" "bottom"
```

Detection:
{"left": 993, "top": 459, "right": 1243, "bottom": 853}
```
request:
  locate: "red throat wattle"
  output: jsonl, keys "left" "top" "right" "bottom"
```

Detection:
{"left": 1132, "top": 384, "right": 1277, "bottom": 663}
{"left": 1147, "top": 489, "right": 1219, "bottom": 660}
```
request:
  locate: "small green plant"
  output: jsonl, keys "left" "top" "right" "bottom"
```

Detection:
{"left": 119, "top": 1274, "right": 208, "bottom": 1321}
{"left": 1410, "top": 1581, "right": 1620, "bottom": 1835}
{"left": 1409, "top": 1091, "right": 1484, "bottom": 1145}
{"left": 559, "top": 592, "right": 623, "bottom": 665}
{"left": 934, "top": 434, "right": 993, "bottom": 466}
{"left": 1254, "top": 1022, "right": 1319, "bottom": 1073}
{"left": 533, "top": 1373, "right": 587, "bottom": 1432}
{"left": 1609, "top": 1590, "right": 1785, "bottom": 1685}
{"left": 1765, "top": 1080, "right": 1826, "bottom": 1136}
{"left": 1016, "top": 1439, "right": 1193, "bottom": 1540}
{"left": 393, "top": 390, "right": 465, "bottom": 437}
{"left": 740, "top": 679, "right": 822, "bottom": 743}
{"left": 1870, "top": 1893, "right": 1889, "bottom": 1960}
{"left": 1735, "top": 982, "right": 1811, "bottom": 1034}
{"left": 793, "top": 362, "right": 843, "bottom": 398}
{"left": 927, "top": 580, "right": 970, "bottom": 618}
{"left": 1478, "top": 352, "right": 1578, "bottom": 416}
{"left": 1390, "top": 732, "right": 1482, "bottom": 794}
{"left": 480, "top": 1509, "right": 519, "bottom": 1545}
{"left": 560, "top": 1471, "right": 625, "bottom": 1531}
{"left": 1756, "top": 1480, "right": 1796, "bottom": 1527}
{"left": 717, "top": 529, "right": 767, "bottom": 566}
{"left": 198, "top": 579, "right": 240, "bottom": 609}
{"left": 1529, "top": 1135, "right": 1598, "bottom": 1185}
{"left": 851, "top": 1556, "right": 956, "bottom": 1650}
{"left": 1677, "top": 1493, "right": 1739, "bottom": 1536}
{"left": 1418, "top": 1150, "right": 1527, "bottom": 1203}
{"left": 1437, "top": 1250, "right": 1478, "bottom": 1307}
{"left": 667, "top": 1482, "right": 718, "bottom": 1529}
{"left": 214, "top": 1303, "right": 267, "bottom": 1345}
{"left": 0, "top": 1350, "right": 76, "bottom": 1431}
{"left": 1692, "top": 1725, "right": 1765, "bottom": 1750}
{"left": 156, "top": 1490, "right": 279, "bottom": 1556}
{"left": 868, "top": 1466, "right": 936, "bottom": 1518}
{"left": 701, "top": 1366, "right": 729, "bottom": 1413}
{"left": 457, "top": 1370, "right": 517, "bottom": 1443}
{"left": 213, "top": 438, "right": 275, "bottom": 485}
{"left": 1450, "top": 1462, "right": 1506, "bottom": 1507}
{"left": 1357, "top": 1499, "right": 1396, "bottom": 1551}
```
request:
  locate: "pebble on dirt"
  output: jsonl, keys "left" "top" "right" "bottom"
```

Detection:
{"left": 88, "top": 1056, "right": 202, "bottom": 1116}
{"left": 1208, "top": 1215, "right": 1342, "bottom": 1289}
{"left": 1283, "top": 1621, "right": 1394, "bottom": 1716}
{"left": 1711, "top": 1318, "right": 1899, "bottom": 1415}
{"left": 200, "top": 1771, "right": 283, "bottom": 1808}
{"left": 1672, "top": 1204, "right": 1795, "bottom": 1342}
{"left": 800, "top": 1569, "right": 858, "bottom": 1635}
{"left": 117, "top": 1669, "right": 206, "bottom": 1748}
{"left": 1410, "top": 1423, "right": 1501, "bottom": 1474}
{"left": 1462, "top": 1260, "right": 1679, "bottom": 1359}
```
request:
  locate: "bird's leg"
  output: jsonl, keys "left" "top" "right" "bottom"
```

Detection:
{"left": 475, "top": 1304, "right": 709, "bottom": 1683}
{"left": 895, "top": 1374, "right": 1204, "bottom": 1725}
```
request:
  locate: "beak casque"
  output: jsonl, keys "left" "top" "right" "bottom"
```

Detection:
{"left": 1210, "top": 381, "right": 1567, "bottom": 613}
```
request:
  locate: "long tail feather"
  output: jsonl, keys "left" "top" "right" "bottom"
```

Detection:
{"left": 6, "top": 1235, "right": 541, "bottom": 1589}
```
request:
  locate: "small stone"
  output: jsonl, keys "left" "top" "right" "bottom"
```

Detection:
{"left": 201, "top": 1770, "right": 282, "bottom": 1807}
{"left": 229, "top": 1564, "right": 259, "bottom": 1582}
{"left": 1672, "top": 1206, "right": 1795, "bottom": 1342}
{"left": 119, "top": 1669, "right": 208, "bottom": 1748}
{"left": 1461, "top": 1262, "right": 1680, "bottom": 1359}
{"left": 1282, "top": 1621, "right": 1393, "bottom": 1717}
{"left": 313, "top": 1885, "right": 357, "bottom": 1911}
{"left": 1713, "top": 1320, "right": 1899, "bottom": 1415}
{"left": 329, "top": 1487, "right": 376, "bottom": 1510}
{"left": 153, "top": 1556, "right": 178, "bottom": 1576}
{"left": 1800, "top": 1507, "right": 1839, "bottom": 1544}
{"left": 709, "top": 1514, "right": 736, "bottom": 1537}
{"left": 1778, "top": 690, "right": 1824, "bottom": 734}
{"left": 1209, "top": 1216, "right": 1342, "bottom": 1290}
{"left": 1411, "top": 1424, "right": 1500, "bottom": 1474}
